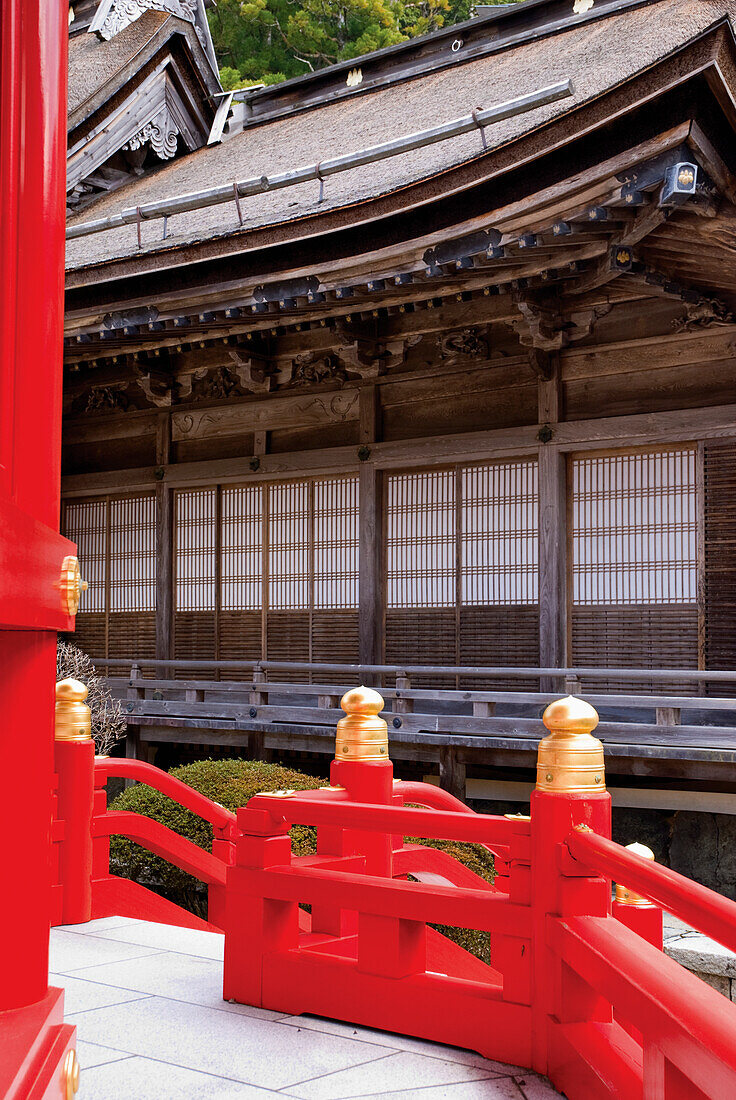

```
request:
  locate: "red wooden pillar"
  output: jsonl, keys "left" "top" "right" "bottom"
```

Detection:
{"left": 0, "top": 0, "right": 81, "bottom": 1094}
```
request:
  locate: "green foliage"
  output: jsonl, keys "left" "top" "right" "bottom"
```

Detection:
{"left": 109, "top": 758, "right": 495, "bottom": 960}
{"left": 208, "top": 0, "right": 513, "bottom": 89}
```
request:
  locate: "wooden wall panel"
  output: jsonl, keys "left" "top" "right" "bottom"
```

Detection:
{"left": 108, "top": 612, "right": 156, "bottom": 661}
{"left": 572, "top": 605, "right": 698, "bottom": 693}
{"left": 174, "top": 611, "right": 216, "bottom": 678}
{"left": 459, "top": 606, "right": 539, "bottom": 689}
{"left": 68, "top": 613, "right": 106, "bottom": 660}
{"left": 385, "top": 609, "right": 456, "bottom": 686}
{"left": 312, "top": 611, "right": 359, "bottom": 667}
{"left": 219, "top": 611, "right": 262, "bottom": 672}
{"left": 265, "top": 611, "right": 310, "bottom": 681}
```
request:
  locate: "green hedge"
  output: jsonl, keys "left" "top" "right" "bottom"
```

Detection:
{"left": 109, "top": 758, "right": 494, "bottom": 960}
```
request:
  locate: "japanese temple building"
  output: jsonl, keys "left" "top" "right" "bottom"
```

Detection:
{"left": 63, "top": 0, "right": 736, "bottom": 700}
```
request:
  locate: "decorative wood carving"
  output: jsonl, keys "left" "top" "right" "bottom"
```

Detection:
{"left": 332, "top": 324, "right": 422, "bottom": 379}
{"left": 85, "top": 385, "right": 131, "bottom": 413}
{"left": 95, "top": 0, "right": 202, "bottom": 47}
{"left": 287, "top": 352, "right": 349, "bottom": 387}
{"left": 171, "top": 389, "right": 360, "bottom": 441}
{"left": 124, "top": 106, "right": 179, "bottom": 161}
{"left": 512, "top": 298, "right": 566, "bottom": 351}
{"left": 672, "top": 297, "right": 735, "bottom": 332}
{"left": 439, "top": 328, "right": 489, "bottom": 362}
{"left": 177, "top": 354, "right": 276, "bottom": 399}
{"left": 135, "top": 367, "right": 172, "bottom": 408}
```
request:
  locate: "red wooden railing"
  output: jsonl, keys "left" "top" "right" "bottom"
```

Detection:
{"left": 52, "top": 685, "right": 736, "bottom": 1098}
{"left": 52, "top": 743, "right": 236, "bottom": 932}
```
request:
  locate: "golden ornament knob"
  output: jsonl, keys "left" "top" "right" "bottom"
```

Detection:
{"left": 62, "top": 1049, "right": 80, "bottom": 1100}
{"left": 55, "top": 679, "right": 92, "bottom": 742}
{"left": 536, "top": 695, "right": 605, "bottom": 793}
{"left": 335, "top": 686, "right": 389, "bottom": 762}
{"left": 615, "top": 843, "right": 655, "bottom": 906}
{"left": 60, "top": 555, "right": 88, "bottom": 616}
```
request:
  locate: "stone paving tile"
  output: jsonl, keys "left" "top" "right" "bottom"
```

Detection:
{"left": 56, "top": 916, "right": 143, "bottom": 934}
{"left": 49, "top": 928, "right": 163, "bottom": 973}
{"left": 515, "top": 1075, "right": 564, "bottom": 1098}
{"left": 63, "top": 950, "right": 285, "bottom": 1019}
{"left": 49, "top": 969, "right": 151, "bottom": 1014}
{"left": 318, "top": 1080, "right": 526, "bottom": 1100}
{"left": 76, "top": 1056, "right": 283, "bottom": 1099}
{"left": 278, "top": 1014, "right": 523, "bottom": 1072}
{"left": 280, "top": 1049, "right": 502, "bottom": 1099}
{"left": 75, "top": 1039, "right": 134, "bottom": 1069}
{"left": 68, "top": 995, "right": 391, "bottom": 1090}
{"left": 55, "top": 919, "right": 563, "bottom": 1098}
{"left": 91, "top": 919, "right": 225, "bottom": 960}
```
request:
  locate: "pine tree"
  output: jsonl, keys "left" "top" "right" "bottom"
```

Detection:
{"left": 208, "top": 0, "right": 513, "bottom": 89}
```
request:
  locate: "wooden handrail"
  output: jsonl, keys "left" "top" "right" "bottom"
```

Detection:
{"left": 90, "top": 655, "right": 736, "bottom": 684}
{"left": 96, "top": 758, "right": 236, "bottom": 831}
{"left": 98, "top": 811, "right": 228, "bottom": 887}
{"left": 566, "top": 827, "right": 736, "bottom": 956}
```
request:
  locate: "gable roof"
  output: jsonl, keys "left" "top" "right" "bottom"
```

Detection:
{"left": 68, "top": 9, "right": 218, "bottom": 132}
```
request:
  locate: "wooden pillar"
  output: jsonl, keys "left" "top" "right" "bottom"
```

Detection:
{"left": 537, "top": 355, "right": 568, "bottom": 690}
{"left": 358, "top": 386, "right": 383, "bottom": 674}
{"left": 155, "top": 412, "right": 173, "bottom": 661}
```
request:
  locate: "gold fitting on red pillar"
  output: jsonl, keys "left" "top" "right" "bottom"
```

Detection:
{"left": 336, "top": 686, "right": 389, "bottom": 762}
{"left": 536, "top": 695, "right": 605, "bottom": 793}
{"left": 55, "top": 678, "right": 92, "bottom": 742}
{"left": 615, "top": 843, "right": 656, "bottom": 906}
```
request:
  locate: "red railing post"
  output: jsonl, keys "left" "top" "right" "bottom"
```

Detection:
{"left": 209, "top": 824, "right": 235, "bottom": 929}
{"left": 223, "top": 803, "right": 296, "bottom": 1007}
{"left": 53, "top": 680, "right": 95, "bottom": 926}
{"left": 330, "top": 688, "right": 412, "bottom": 975}
{"left": 529, "top": 697, "right": 612, "bottom": 1078}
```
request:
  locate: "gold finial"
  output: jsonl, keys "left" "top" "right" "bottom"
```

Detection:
{"left": 536, "top": 695, "right": 605, "bottom": 793}
{"left": 59, "top": 555, "right": 88, "bottom": 616}
{"left": 615, "top": 843, "right": 655, "bottom": 906}
{"left": 55, "top": 679, "right": 92, "bottom": 742}
{"left": 335, "top": 686, "right": 389, "bottom": 762}
{"left": 62, "top": 1050, "right": 80, "bottom": 1100}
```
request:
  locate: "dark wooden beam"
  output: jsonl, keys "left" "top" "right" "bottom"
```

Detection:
{"left": 537, "top": 352, "right": 567, "bottom": 686}
{"left": 155, "top": 412, "right": 173, "bottom": 661}
{"left": 358, "top": 386, "right": 383, "bottom": 675}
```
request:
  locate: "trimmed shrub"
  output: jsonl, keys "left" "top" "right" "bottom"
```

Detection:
{"left": 109, "top": 759, "right": 322, "bottom": 914}
{"left": 109, "top": 758, "right": 494, "bottom": 959}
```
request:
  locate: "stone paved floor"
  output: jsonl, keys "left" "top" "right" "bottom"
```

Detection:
{"left": 50, "top": 917, "right": 562, "bottom": 1099}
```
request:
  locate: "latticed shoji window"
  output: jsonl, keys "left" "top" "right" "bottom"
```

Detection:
{"left": 385, "top": 461, "right": 539, "bottom": 683}
{"left": 63, "top": 494, "right": 156, "bottom": 659}
{"left": 571, "top": 447, "right": 698, "bottom": 690}
{"left": 173, "top": 476, "right": 359, "bottom": 674}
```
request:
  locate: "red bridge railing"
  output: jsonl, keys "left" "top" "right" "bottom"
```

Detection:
{"left": 53, "top": 678, "right": 736, "bottom": 1098}
{"left": 52, "top": 680, "right": 235, "bottom": 932}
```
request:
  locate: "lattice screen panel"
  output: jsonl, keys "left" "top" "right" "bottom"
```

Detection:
{"left": 704, "top": 441, "right": 736, "bottom": 695}
{"left": 173, "top": 477, "right": 360, "bottom": 674}
{"left": 571, "top": 448, "right": 697, "bottom": 691}
{"left": 174, "top": 489, "right": 217, "bottom": 675}
{"left": 63, "top": 494, "right": 156, "bottom": 661}
{"left": 385, "top": 461, "right": 539, "bottom": 682}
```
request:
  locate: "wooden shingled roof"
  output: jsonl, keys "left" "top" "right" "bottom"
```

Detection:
{"left": 66, "top": 0, "right": 736, "bottom": 276}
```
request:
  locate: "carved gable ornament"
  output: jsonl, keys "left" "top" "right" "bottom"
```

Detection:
{"left": 91, "top": 0, "right": 204, "bottom": 46}
{"left": 124, "top": 106, "right": 179, "bottom": 161}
